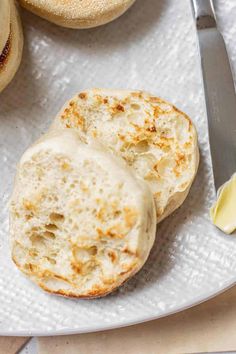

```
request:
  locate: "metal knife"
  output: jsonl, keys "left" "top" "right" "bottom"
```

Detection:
{"left": 191, "top": 0, "right": 236, "bottom": 192}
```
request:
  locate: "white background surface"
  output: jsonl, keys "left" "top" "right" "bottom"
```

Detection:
{"left": 0, "top": 0, "right": 236, "bottom": 336}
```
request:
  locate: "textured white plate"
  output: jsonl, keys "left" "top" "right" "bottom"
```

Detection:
{"left": 0, "top": 0, "right": 236, "bottom": 336}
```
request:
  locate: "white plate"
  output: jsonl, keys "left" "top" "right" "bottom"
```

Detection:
{"left": 0, "top": 0, "right": 236, "bottom": 336}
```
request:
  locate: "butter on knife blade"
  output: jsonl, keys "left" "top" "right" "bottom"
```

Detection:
{"left": 210, "top": 174, "right": 236, "bottom": 235}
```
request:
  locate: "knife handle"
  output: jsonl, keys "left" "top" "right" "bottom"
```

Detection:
{"left": 191, "top": 0, "right": 216, "bottom": 29}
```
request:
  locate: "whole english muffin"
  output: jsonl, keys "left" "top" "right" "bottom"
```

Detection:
{"left": 0, "top": 0, "right": 23, "bottom": 93}
{"left": 52, "top": 89, "right": 199, "bottom": 223}
{"left": 10, "top": 131, "right": 156, "bottom": 298}
{"left": 18, "top": 0, "right": 136, "bottom": 28}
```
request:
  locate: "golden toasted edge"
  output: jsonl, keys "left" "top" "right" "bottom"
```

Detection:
{"left": 157, "top": 147, "right": 200, "bottom": 223}
{"left": 154, "top": 103, "right": 200, "bottom": 223}
{"left": 0, "top": 0, "right": 23, "bottom": 93}
{"left": 12, "top": 251, "right": 142, "bottom": 298}
{"left": 52, "top": 88, "right": 193, "bottom": 128}
{"left": 18, "top": 0, "right": 136, "bottom": 28}
{"left": 0, "top": 33, "right": 11, "bottom": 72}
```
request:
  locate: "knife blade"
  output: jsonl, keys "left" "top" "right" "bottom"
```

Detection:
{"left": 191, "top": 0, "right": 236, "bottom": 191}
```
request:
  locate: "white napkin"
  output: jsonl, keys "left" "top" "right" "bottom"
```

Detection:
{"left": 37, "top": 286, "right": 236, "bottom": 354}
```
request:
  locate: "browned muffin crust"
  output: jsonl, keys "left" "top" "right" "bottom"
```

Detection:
{"left": 0, "top": 31, "right": 11, "bottom": 71}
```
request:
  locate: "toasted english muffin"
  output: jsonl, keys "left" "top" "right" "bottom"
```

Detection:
{"left": 0, "top": 0, "right": 10, "bottom": 55}
{"left": 18, "top": 0, "right": 136, "bottom": 29}
{"left": 51, "top": 89, "right": 199, "bottom": 223}
{"left": 10, "top": 131, "right": 156, "bottom": 298}
{"left": 0, "top": 0, "right": 23, "bottom": 93}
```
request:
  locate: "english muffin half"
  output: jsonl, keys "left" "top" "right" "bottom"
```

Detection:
{"left": 0, "top": 0, "right": 11, "bottom": 55}
{"left": 10, "top": 131, "right": 156, "bottom": 298}
{"left": 0, "top": 0, "right": 23, "bottom": 93}
{"left": 51, "top": 89, "right": 199, "bottom": 223}
{"left": 18, "top": 0, "right": 136, "bottom": 28}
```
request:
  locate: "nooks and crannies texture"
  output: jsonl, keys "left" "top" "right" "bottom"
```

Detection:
{"left": 52, "top": 89, "right": 199, "bottom": 223}
{"left": 10, "top": 131, "right": 156, "bottom": 298}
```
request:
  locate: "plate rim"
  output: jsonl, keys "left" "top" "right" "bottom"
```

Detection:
{"left": 1, "top": 0, "right": 236, "bottom": 338}
{"left": 2, "top": 276, "right": 235, "bottom": 336}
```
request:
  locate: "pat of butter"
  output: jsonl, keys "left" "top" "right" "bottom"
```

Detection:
{"left": 210, "top": 174, "right": 236, "bottom": 234}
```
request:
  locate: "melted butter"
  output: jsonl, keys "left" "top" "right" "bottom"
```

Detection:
{"left": 210, "top": 174, "right": 236, "bottom": 234}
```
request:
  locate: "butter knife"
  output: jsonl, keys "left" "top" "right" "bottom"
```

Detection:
{"left": 191, "top": 0, "right": 236, "bottom": 191}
